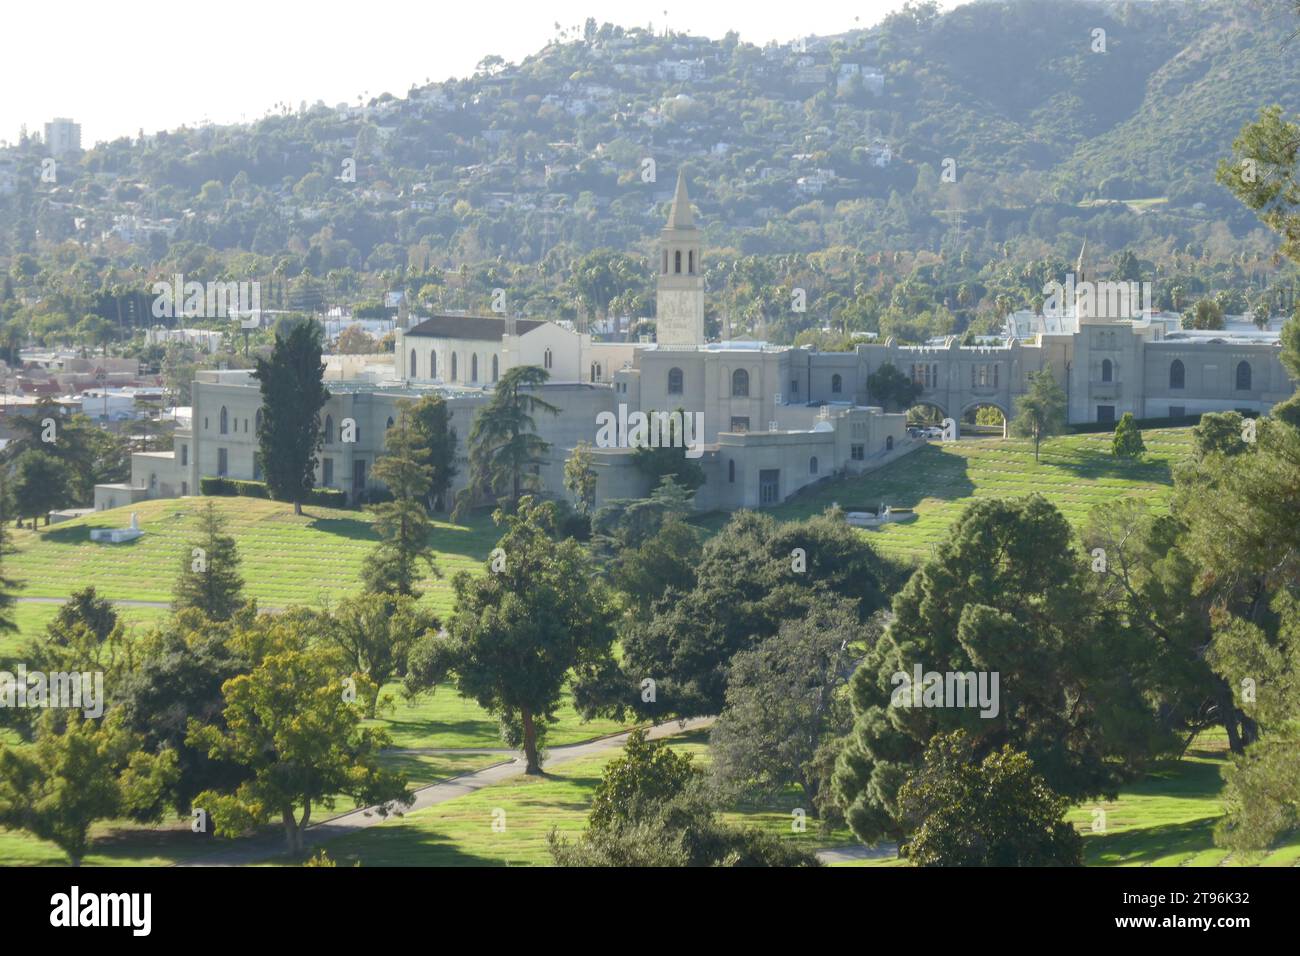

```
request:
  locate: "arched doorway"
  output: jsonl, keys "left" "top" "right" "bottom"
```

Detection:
{"left": 961, "top": 402, "right": 1009, "bottom": 439}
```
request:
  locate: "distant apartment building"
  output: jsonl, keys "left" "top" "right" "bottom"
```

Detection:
{"left": 44, "top": 118, "right": 81, "bottom": 157}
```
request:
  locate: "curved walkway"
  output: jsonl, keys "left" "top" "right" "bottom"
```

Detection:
{"left": 178, "top": 717, "right": 714, "bottom": 866}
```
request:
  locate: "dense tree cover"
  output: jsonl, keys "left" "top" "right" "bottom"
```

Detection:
{"left": 614, "top": 507, "right": 899, "bottom": 718}
{"left": 319, "top": 593, "right": 437, "bottom": 718}
{"left": 866, "top": 362, "right": 921, "bottom": 412}
{"left": 405, "top": 497, "right": 617, "bottom": 774}
{"left": 548, "top": 729, "right": 819, "bottom": 867}
{"left": 187, "top": 615, "right": 412, "bottom": 854}
{"left": 896, "top": 731, "right": 1083, "bottom": 867}
{"left": 709, "top": 596, "right": 868, "bottom": 816}
{"left": 252, "top": 318, "right": 329, "bottom": 515}
{"left": 833, "top": 495, "right": 1172, "bottom": 846}
{"left": 0, "top": 712, "right": 178, "bottom": 866}
{"left": 408, "top": 393, "right": 458, "bottom": 512}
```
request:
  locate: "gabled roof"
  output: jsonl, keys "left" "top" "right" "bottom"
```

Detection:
{"left": 406, "top": 315, "right": 546, "bottom": 340}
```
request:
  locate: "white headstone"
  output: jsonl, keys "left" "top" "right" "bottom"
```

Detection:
{"left": 129, "top": 512, "right": 139, "bottom": 531}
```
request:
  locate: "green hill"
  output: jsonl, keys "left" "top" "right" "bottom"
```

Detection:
{"left": 7, "top": 497, "right": 498, "bottom": 618}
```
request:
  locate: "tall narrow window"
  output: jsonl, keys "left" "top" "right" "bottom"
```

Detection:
{"left": 728, "top": 459, "right": 735, "bottom": 483}
{"left": 1101, "top": 359, "right": 1113, "bottom": 383}
{"left": 430, "top": 351, "right": 437, "bottom": 378}
{"left": 688, "top": 250, "right": 694, "bottom": 274}
{"left": 410, "top": 349, "right": 417, "bottom": 377}
{"left": 325, "top": 415, "right": 334, "bottom": 443}
{"left": 492, "top": 354, "right": 499, "bottom": 382}
{"left": 1236, "top": 361, "right": 1252, "bottom": 391}
{"left": 471, "top": 353, "right": 478, "bottom": 382}
{"left": 1170, "top": 359, "right": 1184, "bottom": 390}
{"left": 668, "top": 367, "right": 684, "bottom": 394}
{"left": 832, "top": 373, "right": 842, "bottom": 394}
{"left": 219, "top": 406, "right": 228, "bottom": 434}
{"left": 544, "top": 348, "right": 553, "bottom": 370}
{"left": 451, "top": 352, "right": 458, "bottom": 381}
{"left": 674, "top": 250, "right": 682, "bottom": 274}
{"left": 732, "top": 368, "right": 749, "bottom": 397}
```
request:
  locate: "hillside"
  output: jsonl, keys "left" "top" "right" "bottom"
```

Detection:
{"left": 7, "top": 497, "right": 497, "bottom": 617}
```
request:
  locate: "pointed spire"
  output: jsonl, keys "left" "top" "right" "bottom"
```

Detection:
{"left": 1075, "top": 238, "right": 1088, "bottom": 283}
{"left": 667, "top": 169, "right": 693, "bottom": 229}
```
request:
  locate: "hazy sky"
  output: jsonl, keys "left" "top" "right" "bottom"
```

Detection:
{"left": 1, "top": 0, "right": 951, "bottom": 146}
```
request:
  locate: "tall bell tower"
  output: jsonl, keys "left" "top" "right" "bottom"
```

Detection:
{"left": 655, "top": 170, "right": 705, "bottom": 349}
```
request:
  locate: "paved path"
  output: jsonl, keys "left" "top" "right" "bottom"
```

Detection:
{"left": 16, "top": 596, "right": 172, "bottom": 609}
{"left": 816, "top": 844, "right": 898, "bottom": 865}
{"left": 178, "top": 717, "right": 713, "bottom": 867}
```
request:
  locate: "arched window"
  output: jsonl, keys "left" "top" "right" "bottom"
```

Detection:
{"left": 544, "top": 348, "right": 553, "bottom": 370}
{"left": 1169, "top": 359, "right": 1184, "bottom": 390}
{"left": 325, "top": 415, "right": 333, "bottom": 443}
{"left": 430, "top": 351, "right": 437, "bottom": 379}
{"left": 492, "top": 354, "right": 499, "bottom": 382}
{"left": 674, "top": 250, "right": 682, "bottom": 274}
{"left": 886, "top": 435, "right": 894, "bottom": 451}
{"left": 471, "top": 353, "right": 478, "bottom": 382}
{"left": 219, "top": 406, "right": 228, "bottom": 434}
{"left": 590, "top": 362, "right": 601, "bottom": 382}
{"left": 809, "top": 456, "right": 818, "bottom": 475}
{"left": 728, "top": 459, "right": 735, "bottom": 483}
{"left": 668, "top": 367, "right": 684, "bottom": 394}
{"left": 255, "top": 409, "right": 263, "bottom": 434}
{"left": 386, "top": 416, "right": 395, "bottom": 430}
{"left": 1101, "top": 359, "right": 1113, "bottom": 383}
{"left": 831, "top": 373, "right": 842, "bottom": 394}
{"left": 451, "top": 352, "right": 458, "bottom": 381}
{"left": 410, "top": 349, "right": 417, "bottom": 378}
{"left": 1236, "top": 361, "right": 1252, "bottom": 391}
{"left": 732, "top": 368, "right": 749, "bottom": 397}
{"left": 662, "top": 250, "right": 669, "bottom": 274}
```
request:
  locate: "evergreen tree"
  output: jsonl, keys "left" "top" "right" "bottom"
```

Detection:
{"left": 252, "top": 319, "right": 329, "bottom": 515}
{"left": 1111, "top": 412, "right": 1146, "bottom": 458}
{"left": 409, "top": 393, "right": 458, "bottom": 512}
{"left": 1011, "top": 369, "right": 1066, "bottom": 462}
{"left": 173, "top": 501, "right": 245, "bottom": 621}
{"left": 0, "top": 478, "right": 19, "bottom": 632}
{"left": 453, "top": 365, "right": 558, "bottom": 520}
{"left": 362, "top": 402, "right": 438, "bottom": 598}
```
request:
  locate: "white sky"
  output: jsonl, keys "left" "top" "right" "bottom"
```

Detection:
{"left": 1, "top": 0, "right": 950, "bottom": 146}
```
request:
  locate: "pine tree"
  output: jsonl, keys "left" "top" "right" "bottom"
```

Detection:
{"left": 173, "top": 501, "right": 245, "bottom": 621}
{"left": 363, "top": 403, "right": 438, "bottom": 597}
{"left": 454, "top": 365, "right": 559, "bottom": 520}
{"left": 252, "top": 319, "right": 330, "bottom": 515}
{"left": 1111, "top": 412, "right": 1146, "bottom": 458}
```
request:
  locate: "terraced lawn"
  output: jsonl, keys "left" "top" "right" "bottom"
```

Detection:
{"left": 6, "top": 497, "right": 499, "bottom": 619}
{"left": 758, "top": 428, "right": 1195, "bottom": 563}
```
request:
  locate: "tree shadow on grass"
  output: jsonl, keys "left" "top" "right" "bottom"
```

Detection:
{"left": 1084, "top": 816, "right": 1218, "bottom": 866}
{"left": 776, "top": 445, "right": 977, "bottom": 519}
{"left": 1040, "top": 452, "right": 1173, "bottom": 485}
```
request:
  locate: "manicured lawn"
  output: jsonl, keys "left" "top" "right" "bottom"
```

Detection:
{"left": 1070, "top": 741, "right": 1300, "bottom": 867}
{"left": 743, "top": 428, "right": 1194, "bottom": 563}
{"left": 368, "top": 683, "right": 635, "bottom": 751}
{"left": 0, "top": 751, "right": 504, "bottom": 867}
{"left": 319, "top": 731, "right": 851, "bottom": 867}
{"left": 6, "top": 498, "right": 499, "bottom": 618}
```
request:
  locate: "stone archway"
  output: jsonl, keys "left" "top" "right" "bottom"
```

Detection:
{"left": 961, "top": 401, "right": 1009, "bottom": 438}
